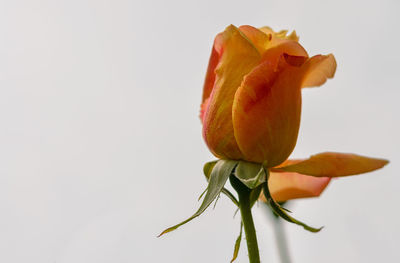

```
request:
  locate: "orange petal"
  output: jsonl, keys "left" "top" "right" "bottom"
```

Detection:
{"left": 232, "top": 53, "right": 305, "bottom": 167}
{"left": 262, "top": 172, "right": 331, "bottom": 202}
{"left": 259, "top": 26, "right": 275, "bottom": 35}
{"left": 273, "top": 158, "right": 302, "bottom": 168}
{"left": 202, "top": 33, "right": 223, "bottom": 103}
{"left": 273, "top": 152, "right": 389, "bottom": 177}
{"left": 259, "top": 26, "right": 301, "bottom": 47}
{"left": 302, "top": 54, "right": 337, "bottom": 88}
{"left": 239, "top": 25, "right": 271, "bottom": 54}
{"left": 202, "top": 25, "right": 261, "bottom": 160}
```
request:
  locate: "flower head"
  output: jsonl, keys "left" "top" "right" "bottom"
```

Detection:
{"left": 201, "top": 25, "right": 388, "bottom": 202}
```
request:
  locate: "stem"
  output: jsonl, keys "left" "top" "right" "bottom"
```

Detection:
{"left": 230, "top": 176, "right": 260, "bottom": 263}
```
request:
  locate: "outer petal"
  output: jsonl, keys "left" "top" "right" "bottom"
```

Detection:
{"left": 202, "top": 33, "right": 223, "bottom": 104}
{"left": 202, "top": 25, "right": 261, "bottom": 160}
{"left": 301, "top": 54, "right": 337, "bottom": 88}
{"left": 260, "top": 172, "right": 331, "bottom": 202}
{"left": 273, "top": 152, "right": 389, "bottom": 177}
{"left": 199, "top": 97, "right": 210, "bottom": 122}
{"left": 232, "top": 52, "right": 306, "bottom": 167}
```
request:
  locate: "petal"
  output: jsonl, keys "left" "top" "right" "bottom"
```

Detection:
{"left": 301, "top": 54, "right": 337, "bottom": 88}
{"left": 286, "top": 30, "right": 299, "bottom": 42}
{"left": 259, "top": 26, "right": 300, "bottom": 45}
{"left": 199, "top": 97, "right": 210, "bottom": 123}
{"left": 274, "top": 158, "right": 302, "bottom": 168}
{"left": 202, "top": 33, "right": 223, "bottom": 103}
{"left": 232, "top": 53, "right": 305, "bottom": 166}
{"left": 262, "top": 172, "right": 331, "bottom": 202}
{"left": 273, "top": 152, "right": 389, "bottom": 177}
{"left": 238, "top": 25, "right": 271, "bottom": 54}
{"left": 202, "top": 25, "right": 261, "bottom": 160}
{"left": 259, "top": 26, "right": 275, "bottom": 35}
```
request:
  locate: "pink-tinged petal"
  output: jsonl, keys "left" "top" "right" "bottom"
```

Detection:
{"left": 202, "top": 25, "right": 261, "bottom": 160}
{"left": 263, "top": 172, "right": 331, "bottom": 202}
{"left": 232, "top": 53, "right": 305, "bottom": 167}
{"left": 199, "top": 97, "right": 210, "bottom": 123}
{"left": 302, "top": 54, "right": 337, "bottom": 88}
{"left": 202, "top": 33, "right": 223, "bottom": 103}
{"left": 273, "top": 152, "right": 389, "bottom": 177}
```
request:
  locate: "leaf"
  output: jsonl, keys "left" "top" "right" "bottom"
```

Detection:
{"left": 158, "top": 160, "right": 238, "bottom": 237}
{"left": 234, "top": 161, "right": 267, "bottom": 189}
{"left": 262, "top": 166, "right": 323, "bottom": 233}
{"left": 231, "top": 222, "right": 243, "bottom": 262}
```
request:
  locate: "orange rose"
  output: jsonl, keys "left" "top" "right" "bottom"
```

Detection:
{"left": 201, "top": 25, "right": 336, "bottom": 167}
{"left": 201, "top": 25, "right": 388, "bottom": 201}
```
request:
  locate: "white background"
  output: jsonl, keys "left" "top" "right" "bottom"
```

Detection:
{"left": 0, "top": 0, "right": 399, "bottom": 262}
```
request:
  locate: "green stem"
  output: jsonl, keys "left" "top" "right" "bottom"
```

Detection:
{"left": 230, "top": 176, "right": 260, "bottom": 263}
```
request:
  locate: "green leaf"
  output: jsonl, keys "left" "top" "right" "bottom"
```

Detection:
{"left": 158, "top": 160, "right": 238, "bottom": 237}
{"left": 230, "top": 222, "right": 243, "bottom": 262}
{"left": 234, "top": 161, "right": 267, "bottom": 189}
{"left": 262, "top": 166, "right": 323, "bottom": 233}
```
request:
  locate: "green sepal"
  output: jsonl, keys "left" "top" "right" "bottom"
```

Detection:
{"left": 269, "top": 201, "right": 290, "bottom": 218}
{"left": 158, "top": 160, "right": 238, "bottom": 237}
{"left": 203, "top": 160, "right": 239, "bottom": 207}
{"left": 262, "top": 166, "right": 323, "bottom": 233}
{"left": 230, "top": 222, "right": 243, "bottom": 262}
{"left": 203, "top": 160, "right": 218, "bottom": 178}
{"left": 234, "top": 161, "right": 267, "bottom": 189}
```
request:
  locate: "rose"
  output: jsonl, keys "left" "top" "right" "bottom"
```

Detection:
{"left": 201, "top": 25, "right": 388, "bottom": 201}
{"left": 201, "top": 25, "right": 336, "bottom": 167}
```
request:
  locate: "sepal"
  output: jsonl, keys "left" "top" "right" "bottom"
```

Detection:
{"left": 158, "top": 160, "right": 238, "bottom": 236}
{"left": 204, "top": 160, "right": 239, "bottom": 206}
{"left": 234, "top": 161, "right": 267, "bottom": 189}
{"left": 262, "top": 166, "right": 323, "bottom": 233}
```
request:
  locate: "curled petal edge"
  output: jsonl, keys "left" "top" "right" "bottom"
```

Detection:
{"left": 301, "top": 54, "right": 337, "bottom": 88}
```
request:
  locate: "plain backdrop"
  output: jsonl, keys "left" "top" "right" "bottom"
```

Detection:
{"left": 0, "top": 0, "right": 399, "bottom": 262}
